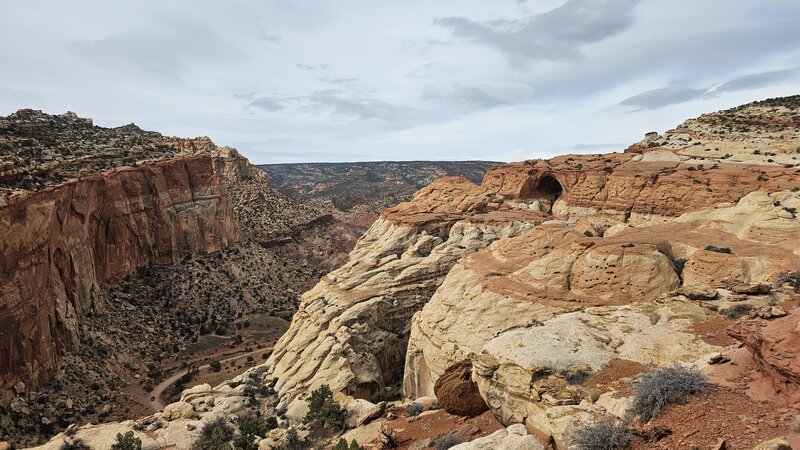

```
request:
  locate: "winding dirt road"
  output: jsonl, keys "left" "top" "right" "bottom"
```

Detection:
{"left": 148, "top": 347, "right": 270, "bottom": 412}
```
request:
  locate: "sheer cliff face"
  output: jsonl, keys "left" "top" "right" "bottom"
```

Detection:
{"left": 0, "top": 154, "right": 239, "bottom": 388}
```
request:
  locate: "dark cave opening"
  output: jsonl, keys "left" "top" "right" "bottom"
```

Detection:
{"left": 536, "top": 175, "right": 563, "bottom": 200}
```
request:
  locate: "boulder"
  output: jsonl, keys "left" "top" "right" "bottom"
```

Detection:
{"left": 450, "top": 424, "right": 544, "bottom": 450}
{"left": 732, "top": 283, "right": 771, "bottom": 295}
{"left": 162, "top": 401, "right": 194, "bottom": 421}
{"left": 434, "top": 360, "right": 489, "bottom": 417}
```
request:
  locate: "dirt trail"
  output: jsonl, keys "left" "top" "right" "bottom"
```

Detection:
{"left": 148, "top": 347, "right": 269, "bottom": 411}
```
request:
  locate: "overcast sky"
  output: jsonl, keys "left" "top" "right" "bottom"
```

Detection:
{"left": 2, "top": 1, "right": 799, "bottom": 163}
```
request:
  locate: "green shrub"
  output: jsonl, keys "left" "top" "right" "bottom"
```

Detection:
{"left": 111, "top": 431, "right": 142, "bottom": 450}
{"left": 195, "top": 418, "right": 234, "bottom": 450}
{"left": 333, "top": 439, "right": 364, "bottom": 450}
{"left": 304, "top": 384, "right": 345, "bottom": 430}
{"left": 629, "top": 365, "right": 708, "bottom": 423}
{"left": 570, "top": 417, "right": 631, "bottom": 450}
{"left": 283, "top": 427, "right": 303, "bottom": 449}
{"left": 234, "top": 415, "right": 278, "bottom": 450}
{"left": 232, "top": 433, "right": 258, "bottom": 450}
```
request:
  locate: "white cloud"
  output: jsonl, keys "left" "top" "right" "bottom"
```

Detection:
{"left": 1, "top": 0, "right": 799, "bottom": 163}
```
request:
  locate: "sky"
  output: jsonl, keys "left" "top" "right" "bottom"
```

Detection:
{"left": 1, "top": 1, "right": 799, "bottom": 163}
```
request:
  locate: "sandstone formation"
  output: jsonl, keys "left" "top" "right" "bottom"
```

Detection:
{"left": 266, "top": 214, "right": 543, "bottom": 418}
{"left": 16, "top": 96, "right": 800, "bottom": 449}
{"left": 261, "top": 95, "right": 800, "bottom": 448}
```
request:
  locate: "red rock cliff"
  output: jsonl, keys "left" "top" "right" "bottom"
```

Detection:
{"left": 0, "top": 155, "right": 239, "bottom": 389}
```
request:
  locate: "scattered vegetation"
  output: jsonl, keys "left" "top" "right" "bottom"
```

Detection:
{"left": 111, "top": 431, "right": 142, "bottom": 450}
{"left": 570, "top": 417, "right": 631, "bottom": 450}
{"left": 629, "top": 365, "right": 708, "bottom": 423}
{"left": 304, "top": 384, "right": 346, "bottom": 430}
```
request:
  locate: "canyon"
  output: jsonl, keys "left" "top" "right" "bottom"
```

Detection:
{"left": 3, "top": 96, "right": 800, "bottom": 450}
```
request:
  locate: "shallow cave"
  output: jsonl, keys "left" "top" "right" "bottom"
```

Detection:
{"left": 519, "top": 174, "right": 564, "bottom": 213}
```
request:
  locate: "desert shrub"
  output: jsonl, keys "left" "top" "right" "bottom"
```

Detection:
{"left": 406, "top": 402, "right": 423, "bottom": 416}
{"left": 232, "top": 433, "right": 257, "bottom": 450}
{"left": 705, "top": 245, "right": 732, "bottom": 254}
{"left": 787, "top": 271, "right": 800, "bottom": 292}
{"left": 563, "top": 365, "right": 591, "bottom": 385}
{"left": 112, "top": 431, "right": 142, "bottom": 450}
{"left": 304, "top": 384, "right": 345, "bottom": 430}
{"left": 59, "top": 439, "right": 88, "bottom": 450}
{"left": 195, "top": 418, "right": 234, "bottom": 450}
{"left": 239, "top": 415, "right": 277, "bottom": 439}
{"left": 629, "top": 365, "right": 708, "bottom": 423}
{"left": 210, "top": 360, "right": 222, "bottom": 372}
{"left": 433, "top": 432, "right": 460, "bottom": 450}
{"left": 723, "top": 303, "right": 752, "bottom": 319}
{"left": 570, "top": 417, "right": 631, "bottom": 450}
{"left": 283, "top": 427, "right": 303, "bottom": 450}
{"left": 333, "top": 439, "right": 365, "bottom": 450}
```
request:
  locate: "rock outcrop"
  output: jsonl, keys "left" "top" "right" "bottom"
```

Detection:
{"left": 266, "top": 214, "right": 543, "bottom": 417}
